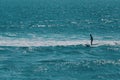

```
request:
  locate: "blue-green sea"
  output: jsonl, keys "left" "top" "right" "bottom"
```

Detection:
{"left": 0, "top": 0, "right": 120, "bottom": 80}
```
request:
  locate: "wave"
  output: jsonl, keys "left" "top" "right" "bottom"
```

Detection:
{"left": 0, "top": 38, "right": 120, "bottom": 47}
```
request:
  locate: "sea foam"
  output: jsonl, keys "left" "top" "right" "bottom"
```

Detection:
{"left": 0, "top": 38, "right": 120, "bottom": 47}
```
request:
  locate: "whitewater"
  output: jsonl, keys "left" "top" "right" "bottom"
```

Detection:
{"left": 0, "top": 38, "right": 120, "bottom": 47}
{"left": 0, "top": 0, "right": 120, "bottom": 80}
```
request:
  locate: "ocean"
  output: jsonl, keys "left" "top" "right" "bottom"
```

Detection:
{"left": 0, "top": 0, "right": 120, "bottom": 80}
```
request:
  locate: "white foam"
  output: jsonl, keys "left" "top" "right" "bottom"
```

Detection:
{"left": 0, "top": 38, "right": 120, "bottom": 47}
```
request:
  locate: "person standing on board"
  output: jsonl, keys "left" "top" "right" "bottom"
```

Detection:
{"left": 90, "top": 34, "right": 93, "bottom": 45}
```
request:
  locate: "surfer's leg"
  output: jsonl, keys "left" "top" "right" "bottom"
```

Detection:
{"left": 91, "top": 40, "right": 93, "bottom": 45}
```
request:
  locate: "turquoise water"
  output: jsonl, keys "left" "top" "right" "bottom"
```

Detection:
{"left": 0, "top": 0, "right": 120, "bottom": 80}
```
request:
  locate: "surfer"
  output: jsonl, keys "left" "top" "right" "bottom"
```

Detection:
{"left": 90, "top": 34, "right": 93, "bottom": 45}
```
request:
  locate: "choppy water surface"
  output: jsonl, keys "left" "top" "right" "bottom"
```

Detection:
{"left": 0, "top": 0, "right": 120, "bottom": 80}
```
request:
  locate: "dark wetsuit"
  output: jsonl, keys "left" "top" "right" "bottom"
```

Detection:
{"left": 90, "top": 34, "right": 93, "bottom": 45}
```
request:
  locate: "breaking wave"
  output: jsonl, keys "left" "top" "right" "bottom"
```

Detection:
{"left": 0, "top": 38, "right": 120, "bottom": 47}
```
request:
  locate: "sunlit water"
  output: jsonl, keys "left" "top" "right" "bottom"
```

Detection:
{"left": 0, "top": 0, "right": 120, "bottom": 80}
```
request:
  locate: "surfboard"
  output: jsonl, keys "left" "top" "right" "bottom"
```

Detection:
{"left": 85, "top": 43, "right": 99, "bottom": 47}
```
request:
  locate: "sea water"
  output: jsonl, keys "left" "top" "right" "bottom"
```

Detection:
{"left": 0, "top": 0, "right": 120, "bottom": 80}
